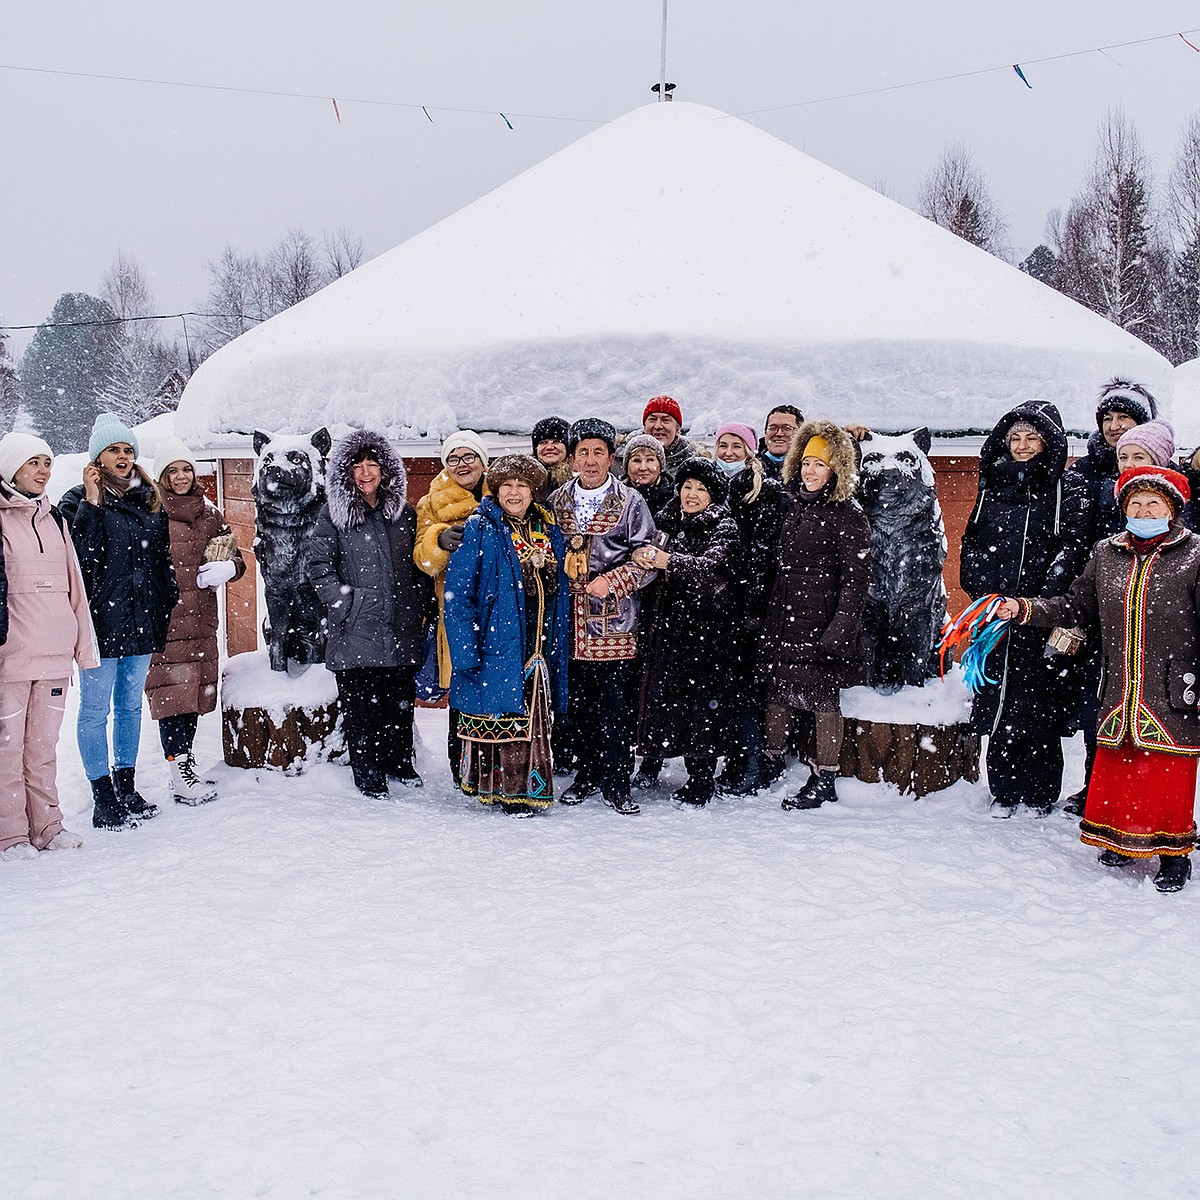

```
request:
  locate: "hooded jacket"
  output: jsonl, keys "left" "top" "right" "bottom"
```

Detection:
{"left": 145, "top": 487, "right": 246, "bottom": 720}
{"left": 759, "top": 419, "right": 872, "bottom": 711}
{"left": 0, "top": 487, "right": 98, "bottom": 681}
{"left": 59, "top": 480, "right": 177, "bottom": 658}
{"left": 309, "top": 431, "right": 430, "bottom": 672}
{"left": 960, "top": 400, "right": 1091, "bottom": 736}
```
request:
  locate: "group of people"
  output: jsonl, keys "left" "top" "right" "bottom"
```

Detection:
{"left": 402, "top": 398, "right": 870, "bottom": 819}
{"left": 0, "top": 411, "right": 244, "bottom": 860}
{"left": 4, "top": 382, "right": 1199, "bottom": 896}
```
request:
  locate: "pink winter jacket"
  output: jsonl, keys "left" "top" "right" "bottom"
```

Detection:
{"left": 0, "top": 488, "right": 99, "bottom": 682}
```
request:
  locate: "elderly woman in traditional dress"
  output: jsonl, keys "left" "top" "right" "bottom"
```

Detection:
{"left": 444, "top": 455, "right": 569, "bottom": 816}
{"left": 998, "top": 465, "right": 1200, "bottom": 892}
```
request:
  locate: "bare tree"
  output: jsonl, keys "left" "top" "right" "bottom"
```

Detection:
{"left": 323, "top": 226, "right": 365, "bottom": 280}
{"left": 1054, "top": 110, "right": 1163, "bottom": 348}
{"left": 0, "top": 325, "right": 19, "bottom": 437}
{"left": 100, "top": 248, "right": 155, "bottom": 320}
{"left": 915, "top": 142, "right": 1009, "bottom": 258}
{"left": 199, "top": 227, "right": 365, "bottom": 355}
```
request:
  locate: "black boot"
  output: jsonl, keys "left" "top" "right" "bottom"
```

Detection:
{"left": 1062, "top": 786, "right": 1088, "bottom": 817}
{"left": 632, "top": 756, "right": 663, "bottom": 791}
{"left": 91, "top": 775, "right": 138, "bottom": 831}
{"left": 603, "top": 792, "right": 641, "bottom": 815}
{"left": 1098, "top": 848, "right": 1133, "bottom": 868}
{"left": 674, "top": 778, "right": 714, "bottom": 806}
{"left": 387, "top": 759, "right": 424, "bottom": 789}
{"left": 112, "top": 767, "right": 158, "bottom": 820}
{"left": 560, "top": 775, "right": 599, "bottom": 805}
{"left": 352, "top": 765, "right": 389, "bottom": 799}
{"left": 781, "top": 769, "right": 838, "bottom": 811}
{"left": 760, "top": 755, "right": 786, "bottom": 786}
{"left": 1155, "top": 855, "right": 1192, "bottom": 893}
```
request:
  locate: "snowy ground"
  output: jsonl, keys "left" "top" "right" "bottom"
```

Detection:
{"left": 4, "top": 692, "right": 1200, "bottom": 1200}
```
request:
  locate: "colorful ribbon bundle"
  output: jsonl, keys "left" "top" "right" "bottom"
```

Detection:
{"left": 938, "top": 594, "right": 1011, "bottom": 693}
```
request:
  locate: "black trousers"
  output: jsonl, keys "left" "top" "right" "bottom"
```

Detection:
{"left": 986, "top": 724, "right": 1064, "bottom": 808}
{"left": 158, "top": 712, "right": 199, "bottom": 758}
{"left": 335, "top": 667, "right": 417, "bottom": 785}
{"left": 568, "top": 658, "right": 636, "bottom": 800}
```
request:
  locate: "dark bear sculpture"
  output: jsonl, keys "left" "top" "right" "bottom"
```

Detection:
{"left": 857, "top": 429, "right": 948, "bottom": 694}
{"left": 252, "top": 428, "right": 332, "bottom": 672}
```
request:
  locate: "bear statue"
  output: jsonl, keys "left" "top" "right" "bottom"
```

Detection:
{"left": 252, "top": 428, "right": 332, "bottom": 672}
{"left": 856, "top": 429, "right": 948, "bottom": 694}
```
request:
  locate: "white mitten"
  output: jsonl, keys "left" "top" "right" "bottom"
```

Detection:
{"left": 197, "top": 560, "right": 237, "bottom": 589}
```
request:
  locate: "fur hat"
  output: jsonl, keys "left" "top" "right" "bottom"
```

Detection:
{"left": 440, "top": 430, "right": 489, "bottom": 467}
{"left": 783, "top": 418, "right": 859, "bottom": 502}
{"left": 89, "top": 411, "right": 138, "bottom": 461}
{"left": 567, "top": 417, "right": 617, "bottom": 454}
{"left": 1116, "top": 419, "right": 1176, "bottom": 468}
{"left": 327, "top": 429, "right": 408, "bottom": 529}
{"left": 531, "top": 416, "right": 570, "bottom": 454}
{"left": 1096, "top": 378, "right": 1158, "bottom": 429}
{"left": 152, "top": 435, "right": 198, "bottom": 482}
{"left": 1116, "top": 465, "right": 1190, "bottom": 516}
{"left": 643, "top": 395, "right": 683, "bottom": 427}
{"left": 487, "top": 454, "right": 548, "bottom": 493}
{"left": 620, "top": 433, "right": 667, "bottom": 475}
{"left": 0, "top": 433, "right": 52, "bottom": 489}
{"left": 714, "top": 422, "right": 757, "bottom": 453}
{"left": 675, "top": 455, "right": 729, "bottom": 506}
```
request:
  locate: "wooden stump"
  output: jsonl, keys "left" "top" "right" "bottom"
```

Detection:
{"left": 222, "top": 700, "right": 343, "bottom": 772}
{"left": 839, "top": 718, "right": 980, "bottom": 798}
{"left": 220, "top": 652, "right": 344, "bottom": 772}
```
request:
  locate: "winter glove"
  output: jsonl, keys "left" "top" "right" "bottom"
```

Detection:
{"left": 197, "top": 560, "right": 237, "bottom": 589}
{"left": 437, "top": 526, "right": 465, "bottom": 553}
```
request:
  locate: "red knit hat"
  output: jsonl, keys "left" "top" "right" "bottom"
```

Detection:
{"left": 1115, "top": 465, "right": 1190, "bottom": 514}
{"left": 643, "top": 395, "right": 683, "bottom": 426}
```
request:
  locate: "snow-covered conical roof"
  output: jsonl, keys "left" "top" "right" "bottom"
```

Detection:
{"left": 177, "top": 101, "right": 1171, "bottom": 446}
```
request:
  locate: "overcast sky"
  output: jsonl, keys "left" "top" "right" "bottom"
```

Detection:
{"left": 5, "top": 1, "right": 1200, "bottom": 357}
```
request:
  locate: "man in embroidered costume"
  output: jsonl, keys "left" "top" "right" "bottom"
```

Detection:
{"left": 550, "top": 418, "right": 658, "bottom": 814}
{"left": 998, "top": 465, "right": 1200, "bottom": 893}
{"left": 414, "top": 430, "right": 489, "bottom": 784}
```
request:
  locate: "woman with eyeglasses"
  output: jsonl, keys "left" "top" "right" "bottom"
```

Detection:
{"left": 415, "top": 431, "right": 490, "bottom": 785}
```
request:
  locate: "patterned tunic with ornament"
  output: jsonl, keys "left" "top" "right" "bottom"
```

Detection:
{"left": 548, "top": 476, "right": 658, "bottom": 661}
{"left": 1019, "top": 523, "right": 1200, "bottom": 856}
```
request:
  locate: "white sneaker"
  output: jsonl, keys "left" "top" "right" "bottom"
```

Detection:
{"left": 45, "top": 829, "right": 84, "bottom": 850}
{"left": 1, "top": 842, "right": 39, "bottom": 861}
{"left": 170, "top": 756, "right": 218, "bottom": 805}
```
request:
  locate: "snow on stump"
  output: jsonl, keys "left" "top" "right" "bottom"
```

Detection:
{"left": 221, "top": 651, "right": 343, "bottom": 772}
{"left": 837, "top": 673, "right": 979, "bottom": 798}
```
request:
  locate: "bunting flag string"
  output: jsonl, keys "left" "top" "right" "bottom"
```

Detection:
{"left": 1012, "top": 64, "right": 1032, "bottom": 89}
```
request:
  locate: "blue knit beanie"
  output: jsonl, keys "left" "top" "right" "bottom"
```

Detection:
{"left": 88, "top": 412, "right": 139, "bottom": 462}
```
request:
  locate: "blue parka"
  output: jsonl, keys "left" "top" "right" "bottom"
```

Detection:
{"left": 444, "top": 496, "right": 569, "bottom": 717}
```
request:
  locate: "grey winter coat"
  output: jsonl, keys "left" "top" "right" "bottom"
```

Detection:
{"left": 308, "top": 431, "right": 431, "bottom": 672}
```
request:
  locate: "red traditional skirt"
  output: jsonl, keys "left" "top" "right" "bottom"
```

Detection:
{"left": 1080, "top": 740, "right": 1198, "bottom": 858}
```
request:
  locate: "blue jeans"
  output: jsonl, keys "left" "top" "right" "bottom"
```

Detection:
{"left": 77, "top": 655, "right": 152, "bottom": 781}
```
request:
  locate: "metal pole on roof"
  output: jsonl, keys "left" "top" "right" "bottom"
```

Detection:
{"left": 659, "top": 0, "right": 668, "bottom": 100}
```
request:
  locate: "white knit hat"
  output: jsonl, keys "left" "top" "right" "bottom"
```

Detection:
{"left": 152, "top": 435, "right": 199, "bottom": 482}
{"left": 440, "top": 430, "right": 489, "bottom": 467}
{"left": 0, "top": 433, "right": 53, "bottom": 489}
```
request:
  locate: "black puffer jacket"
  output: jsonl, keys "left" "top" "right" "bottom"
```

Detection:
{"left": 1053, "top": 431, "right": 1123, "bottom": 581}
{"left": 309, "top": 431, "right": 431, "bottom": 672}
{"left": 630, "top": 476, "right": 674, "bottom": 523}
{"left": 59, "top": 481, "right": 177, "bottom": 658}
{"left": 637, "top": 501, "right": 740, "bottom": 759}
{"left": 959, "top": 400, "right": 1091, "bottom": 736}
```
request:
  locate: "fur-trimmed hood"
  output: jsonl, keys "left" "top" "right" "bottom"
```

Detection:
{"left": 326, "top": 429, "right": 408, "bottom": 530}
{"left": 782, "top": 418, "right": 859, "bottom": 502}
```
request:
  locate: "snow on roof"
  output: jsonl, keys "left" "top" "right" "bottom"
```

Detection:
{"left": 1173, "top": 359, "right": 1200, "bottom": 448}
{"left": 176, "top": 102, "right": 1171, "bottom": 448}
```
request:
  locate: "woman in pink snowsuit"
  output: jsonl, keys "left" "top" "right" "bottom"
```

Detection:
{"left": 0, "top": 434, "right": 100, "bottom": 861}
